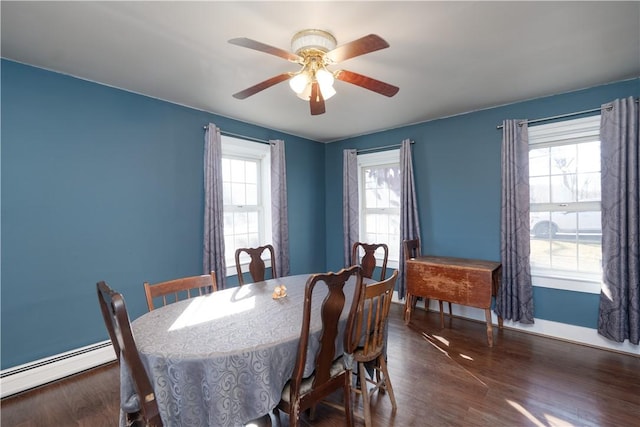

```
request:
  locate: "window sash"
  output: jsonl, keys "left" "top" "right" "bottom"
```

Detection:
{"left": 357, "top": 150, "right": 401, "bottom": 267}
{"left": 221, "top": 136, "right": 272, "bottom": 275}
{"left": 528, "top": 115, "right": 602, "bottom": 293}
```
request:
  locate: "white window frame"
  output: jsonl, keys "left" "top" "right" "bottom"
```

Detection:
{"left": 221, "top": 135, "right": 272, "bottom": 277}
{"left": 528, "top": 115, "right": 602, "bottom": 294}
{"left": 357, "top": 149, "right": 401, "bottom": 269}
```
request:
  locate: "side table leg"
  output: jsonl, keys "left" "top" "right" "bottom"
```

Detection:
{"left": 404, "top": 294, "right": 411, "bottom": 324}
{"left": 485, "top": 309, "right": 493, "bottom": 347}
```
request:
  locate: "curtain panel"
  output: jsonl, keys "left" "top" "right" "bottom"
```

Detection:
{"left": 598, "top": 97, "right": 640, "bottom": 344}
{"left": 343, "top": 149, "right": 359, "bottom": 267}
{"left": 495, "top": 120, "right": 534, "bottom": 323}
{"left": 398, "top": 139, "right": 421, "bottom": 299}
{"left": 270, "top": 139, "right": 291, "bottom": 277}
{"left": 203, "top": 124, "right": 227, "bottom": 289}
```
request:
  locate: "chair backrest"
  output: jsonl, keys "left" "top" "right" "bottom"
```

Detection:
{"left": 96, "top": 281, "right": 163, "bottom": 426}
{"left": 351, "top": 242, "right": 388, "bottom": 281}
{"left": 289, "top": 265, "right": 363, "bottom": 404}
{"left": 143, "top": 272, "right": 217, "bottom": 311}
{"left": 403, "top": 238, "right": 421, "bottom": 260}
{"left": 235, "top": 244, "right": 277, "bottom": 285}
{"left": 346, "top": 270, "right": 398, "bottom": 359}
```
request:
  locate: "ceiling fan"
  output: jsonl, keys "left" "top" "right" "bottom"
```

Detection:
{"left": 229, "top": 29, "right": 399, "bottom": 115}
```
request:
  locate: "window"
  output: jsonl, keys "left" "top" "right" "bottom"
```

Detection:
{"left": 358, "top": 150, "right": 401, "bottom": 268}
{"left": 221, "top": 136, "right": 271, "bottom": 274}
{"left": 528, "top": 115, "right": 602, "bottom": 293}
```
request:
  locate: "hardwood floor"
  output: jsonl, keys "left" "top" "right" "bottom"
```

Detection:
{"left": 2, "top": 303, "right": 639, "bottom": 426}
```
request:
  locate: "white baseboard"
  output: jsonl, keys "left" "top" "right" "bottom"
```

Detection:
{"left": 0, "top": 341, "right": 117, "bottom": 399}
{"left": 392, "top": 292, "right": 639, "bottom": 357}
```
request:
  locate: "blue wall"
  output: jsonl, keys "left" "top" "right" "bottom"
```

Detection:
{"left": 1, "top": 60, "right": 325, "bottom": 368}
{"left": 324, "top": 78, "right": 639, "bottom": 330}
{"left": 2, "top": 58, "right": 638, "bottom": 369}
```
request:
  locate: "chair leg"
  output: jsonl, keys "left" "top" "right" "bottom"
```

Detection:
{"left": 378, "top": 356, "right": 397, "bottom": 411}
{"left": 344, "top": 373, "right": 354, "bottom": 427}
{"left": 359, "top": 362, "right": 372, "bottom": 427}
{"left": 448, "top": 302, "right": 453, "bottom": 316}
{"left": 289, "top": 405, "right": 299, "bottom": 427}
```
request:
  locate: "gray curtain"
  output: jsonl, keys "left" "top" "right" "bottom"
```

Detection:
{"left": 598, "top": 97, "right": 640, "bottom": 344}
{"left": 203, "top": 124, "right": 227, "bottom": 289}
{"left": 270, "top": 139, "right": 290, "bottom": 277}
{"left": 343, "top": 149, "right": 359, "bottom": 267}
{"left": 495, "top": 120, "right": 534, "bottom": 323}
{"left": 398, "top": 139, "right": 421, "bottom": 299}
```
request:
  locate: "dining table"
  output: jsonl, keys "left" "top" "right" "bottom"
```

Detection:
{"left": 119, "top": 273, "right": 362, "bottom": 427}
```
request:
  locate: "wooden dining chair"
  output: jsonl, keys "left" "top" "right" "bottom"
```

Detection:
{"left": 235, "top": 244, "right": 277, "bottom": 285}
{"left": 275, "top": 266, "right": 361, "bottom": 427}
{"left": 143, "top": 272, "right": 217, "bottom": 311}
{"left": 403, "top": 238, "right": 452, "bottom": 322}
{"left": 345, "top": 271, "right": 399, "bottom": 427}
{"left": 351, "top": 242, "right": 388, "bottom": 281}
{"left": 97, "top": 281, "right": 163, "bottom": 427}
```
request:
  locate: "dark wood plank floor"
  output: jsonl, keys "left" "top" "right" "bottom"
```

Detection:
{"left": 2, "top": 303, "right": 639, "bottom": 427}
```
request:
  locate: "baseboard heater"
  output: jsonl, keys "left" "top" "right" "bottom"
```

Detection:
{"left": 0, "top": 340, "right": 117, "bottom": 399}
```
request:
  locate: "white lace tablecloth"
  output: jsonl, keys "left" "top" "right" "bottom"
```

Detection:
{"left": 119, "top": 274, "right": 359, "bottom": 427}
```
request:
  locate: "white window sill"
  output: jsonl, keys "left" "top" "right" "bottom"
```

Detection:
{"left": 531, "top": 273, "right": 602, "bottom": 294}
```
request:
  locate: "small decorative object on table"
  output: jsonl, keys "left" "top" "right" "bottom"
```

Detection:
{"left": 272, "top": 284, "right": 287, "bottom": 299}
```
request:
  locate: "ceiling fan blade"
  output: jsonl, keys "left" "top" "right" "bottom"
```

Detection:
{"left": 334, "top": 70, "right": 399, "bottom": 97}
{"left": 309, "top": 82, "right": 326, "bottom": 115}
{"left": 325, "top": 34, "right": 390, "bottom": 63}
{"left": 229, "top": 37, "right": 301, "bottom": 62}
{"left": 232, "top": 73, "right": 292, "bottom": 99}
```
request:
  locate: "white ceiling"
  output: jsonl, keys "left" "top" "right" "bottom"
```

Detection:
{"left": 2, "top": 1, "right": 639, "bottom": 143}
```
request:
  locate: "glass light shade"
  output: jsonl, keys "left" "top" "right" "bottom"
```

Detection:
{"left": 289, "top": 73, "right": 310, "bottom": 94}
{"left": 296, "top": 83, "right": 312, "bottom": 100}
{"left": 320, "top": 84, "right": 336, "bottom": 100}
{"left": 315, "top": 68, "right": 334, "bottom": 88}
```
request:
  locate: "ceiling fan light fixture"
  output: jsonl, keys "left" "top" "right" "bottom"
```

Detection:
{"left": 295, "top": 81, "right": 336, "bottom": 101}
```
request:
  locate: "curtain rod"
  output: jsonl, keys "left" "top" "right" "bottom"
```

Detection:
{"left": 202, "top": 126, "right": 270, "bottom": 145}
{"left": 496, "top": 99, "right": 638, "bottom": 130}
{"left": 356, "top": 141, "right": 414, "bottom": 154}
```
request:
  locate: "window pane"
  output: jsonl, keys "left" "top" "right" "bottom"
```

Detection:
{"left": 247, "top": 211, "right": 259, "bottom": 233}
{"left": 245, "top": 183, "right": 258, "bottom": 205}
{"left": 222, "top": 158, "right": 231, "bottom": 181}
{"left": 230, "top": 159, "right": 245, "bottom": 182}
{"left": 550, "top": 145, "right": 576, "bottom": 175}
{"left": 245, "top": 162, "right": 258, "bottom": 184}
{"left": 550, "top": 241, "right": 578, "bottom": 271}
{"left": 224, "top": 212, "right": 234, "bottom": 236}
{"left": 530, "top": 176, "right": 550, "bottom": 203}
{"left": 366, "top": 213, "right": 378, "bottom": 233}
{"left": 577, "top": 172, "right": 600, "bottom": 202}
{"left": 223, "top": 182, "right": 232, "bottom": 205}
{"left": 550, "top": 174, "right": 577, "bottom": 203}
{"left": 231, "top": 183, "right": 246, "bottom": 205}
{"left": 578, "top": 240, "right": 602, "bottom": 273}
{"left": 530, "top": 239, "right": 552, "bottom": 269}
{"left": 577, "top": 141, "right": 600, "bottom": 173}
{"left": 529, "top": 148, "right": 550, "bottom": 177}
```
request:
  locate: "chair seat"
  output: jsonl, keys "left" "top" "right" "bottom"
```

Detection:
{"left": 352, "top": 344, "right": 385, "bottom": 363}
{"left": 281, "top": 356, "right": 346, "bottom": 404}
